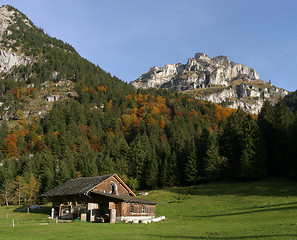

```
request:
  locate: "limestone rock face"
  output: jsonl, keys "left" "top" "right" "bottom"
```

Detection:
{"left": 131, "top": 53, "right": 288, "bottom": 114}
{"left": 0, "top": 6, "right": 32, "bottom": 72}
{"left": 0, "top": 5, "right": 75, "bottom": 122}
{"left": 0, "top": 5, "right": 14, "bottom": 40}
{"left": 0, "top": 48, "right": 31, "bottom": 72}
{"left": 132, "top": 53, "right": 260, "bottom": 90}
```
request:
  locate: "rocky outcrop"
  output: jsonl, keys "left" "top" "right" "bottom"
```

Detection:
{"left": 0, "top": 5, "right": 14, "bottom": 40}
{"left": 131, "top": 53, "right": 288, "bottom": 114}
{"left": 0, "top": 48, "right": 32, "bottom": 72}
{"left": 0, "top": 6, "right": 32, "bottom": 72}
{"left": 0, "top": 80, "right": 77, "bottom": 121}
{"left": 131, "top": 53, "right": 260, "bottom": 90}
{"left": 0, "top": 5, "right": 32, "bottom": 40}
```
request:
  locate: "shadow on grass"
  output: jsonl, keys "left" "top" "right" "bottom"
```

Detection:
{"left": 13, "top": 206, "right": 51, "bottom": 215}
{"left": 148, "top": 234, "right": 297, "bottom": 239}
{"left": 195, "top": 203, "right": 297, "bottom": 218}
{"left": 167, "top": 179, "right": 297, "bottom": 197}
{"left": 241, "top": 201, "right": 297, "bottom": 210}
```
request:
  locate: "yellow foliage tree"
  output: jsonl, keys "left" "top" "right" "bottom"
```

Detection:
{"left": 23, "top": 173, "right": 40, "bottom": 204}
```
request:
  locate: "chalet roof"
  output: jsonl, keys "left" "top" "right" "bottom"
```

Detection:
{"left": 42, "top": 174, "right": 114, "bottom": 197}
{"left": 92, "top": 191, "right": 158, "bottom": 205}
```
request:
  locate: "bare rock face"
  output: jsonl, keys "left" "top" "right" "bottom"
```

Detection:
{"left": 131, "top": 53, "right": 288, "bottom": 114}
{"left": 0, "top": 6, "right": 32, "bottom": 72}
{"left": 0, "top": 5, "right": 14, "bottom": 39}
{"left": 0, "top": 6, "right": 76, "bottom": 123}
{"left": 132, "top": 53, "right": 260, "bottom": 90}
{"left": 0, "top": 48, "right": 32, "bottom": 72}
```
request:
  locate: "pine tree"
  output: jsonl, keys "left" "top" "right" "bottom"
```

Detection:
{"left": 258, "top": 101, "right": 275, "bottom": 177}
{"left": 143, "top": 154, "right": 158, "bottom": 189}
{"left": 203, "top": 133, "right": 222, "bottom": 181}
{"left": 185, "top": 139, "right": 198, "bottom": 185}
{"left": 219, "top": 111, "right": 244, "bottom": 180}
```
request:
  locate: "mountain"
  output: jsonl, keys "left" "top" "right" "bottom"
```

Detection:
{"left": 0, "top": 5, "right": 74, "bottom": 122}
{"left": 131, "top": 53, "right": 289, "bottom": 114}
{"left": 0, "top": 5, "right": 128, "bottom": 124}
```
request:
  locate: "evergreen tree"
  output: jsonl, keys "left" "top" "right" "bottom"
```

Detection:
{"left": 203, "top": 133, "right": 222, "bottom": 181}
{"left": 219, "top": 110, "right": 259, "bottom": 180}
{"left": 220, "top": 111, "right": 244, "bottom": 180}
{"left": 185, "top": 139, "right": 198, "bottom": 185}
{"left": 143, "top": 154, "right": 158, "bottom": 189}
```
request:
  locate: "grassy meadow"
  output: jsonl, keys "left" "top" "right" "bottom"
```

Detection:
{"left": 1, "top": 179, "right": 297, "bottom": 239}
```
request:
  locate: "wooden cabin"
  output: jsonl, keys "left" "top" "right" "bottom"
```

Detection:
{"left": 42, "top": 174, "right": 157, "bottom": 223}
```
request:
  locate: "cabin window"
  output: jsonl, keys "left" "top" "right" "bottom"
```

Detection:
{"left": 111, "top": 181, "right": 118, "bottom": 194}
{"left": 141, "top": 206, "right": 146, "bottom": 213}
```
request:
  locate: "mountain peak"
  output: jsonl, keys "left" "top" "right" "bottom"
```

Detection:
{"left": 212, "top": 55, "right": 229, "bottom": 65}
{"left": 194, "top": 52, "right": 211, "bottom": 62}
{"left": 0, "top": 5, "right": 33, "bottom": 44}
{"left": 130, "top": 53, "right": 288, "bottom": 114}
{"left": 0, "top": 5, "right": 15, "bottom": 36}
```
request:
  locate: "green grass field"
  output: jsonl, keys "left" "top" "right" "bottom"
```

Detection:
{"left": 1, "top": 179, "right": 297, "bottom": 240}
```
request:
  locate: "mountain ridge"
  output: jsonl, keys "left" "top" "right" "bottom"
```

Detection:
{"left": 0, "top": 5, "right": 124, "bottom": 124}
{"left": 131, "top": 53, "right": 289, "bottom": 114}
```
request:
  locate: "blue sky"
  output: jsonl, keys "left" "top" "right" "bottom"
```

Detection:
{"left": 2, "top": 0, "right": 297, "bottom": 91}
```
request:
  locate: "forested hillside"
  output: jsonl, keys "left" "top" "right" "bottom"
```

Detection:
{"left": 0, "top": 5, "right": 297, "bottom": 205}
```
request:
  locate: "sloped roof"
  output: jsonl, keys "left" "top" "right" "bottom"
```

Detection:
{"left": 42, "top": 174, "right": 113, "bottom": 197}
{"left": 92, "top": 191, "right": 158, "bottom": 205}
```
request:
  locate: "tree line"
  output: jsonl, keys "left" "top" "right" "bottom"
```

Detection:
{"left": 1, "top": 86, "right": 297, "bottom": 205}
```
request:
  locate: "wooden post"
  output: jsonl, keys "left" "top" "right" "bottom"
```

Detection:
{"left": 70, "top": 205, "right": 73, "bottom": 220}
{"left": 51, "top": 208, "right": 55, "bottom": 219}
{"left": 12, "top": 219, "right": 14, "bottom": 227}
{"left": 110, "top": 209, "right": 116, "bottom": 223}
{"left": 59, "top": 205, "right": 61, "bottom": 218}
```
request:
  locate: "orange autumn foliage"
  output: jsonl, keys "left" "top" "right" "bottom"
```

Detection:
{"left": 2, "top": 130, "right": 28, "bottom": 157}
{"left": 214, "top": 104, "right": 236, "bottom": 123}
{"left": 53, "top": 131, "right": 59, "bottom": 136}
{"left": 159, "top": 119, "right": 166, "bottom": 129}
{"left": 97, "top": 85, "right": 107, "bottom": 93}
{"left": 2, "top": 134, "right": 18, "bottom": 157}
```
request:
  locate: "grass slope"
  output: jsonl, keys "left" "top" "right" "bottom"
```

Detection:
{"left": 1, "top": 180, "right": 297, "bottom": 239}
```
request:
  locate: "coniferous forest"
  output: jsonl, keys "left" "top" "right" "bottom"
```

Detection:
{"left": 1, "top": 5, "right": 297, "bottom": 205}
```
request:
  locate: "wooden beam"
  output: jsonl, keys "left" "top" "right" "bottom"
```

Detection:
{"left": 113, "top": 174, "right": 136, "bottom": 196}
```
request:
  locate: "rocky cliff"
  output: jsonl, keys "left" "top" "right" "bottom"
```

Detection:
{"left": 131, "top": 53, "right": 289, "bottom": 114}
{"left": 0, "top": 5, "right": 33, "bottom": 72}
{"left": 0, "top": 5, "right": 77, "bottom": 123}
